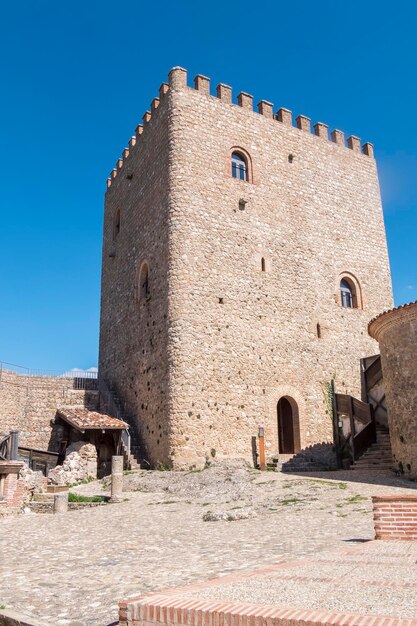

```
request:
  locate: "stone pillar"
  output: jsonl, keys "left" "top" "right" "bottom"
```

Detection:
{"left": 54, "top": 493, "right": 68, "bottom": 514}
{"left": 111, "top": 455, "right": 124, "bottom": 502}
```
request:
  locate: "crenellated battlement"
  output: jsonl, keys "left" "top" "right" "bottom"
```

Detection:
{"left": 106, "top": 66, "right": 374, "bottom": 189}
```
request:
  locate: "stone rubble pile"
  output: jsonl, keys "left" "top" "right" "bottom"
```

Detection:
{"left": 18, "top": 465, "right": 47, "bottom": 500}
{"left": 48, "top": 442, "right": 97, "bottom": 486}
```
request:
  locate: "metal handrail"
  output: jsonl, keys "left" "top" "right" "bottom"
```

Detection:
{"left": 0, "top": 361, "right": 98, "bottom": 379}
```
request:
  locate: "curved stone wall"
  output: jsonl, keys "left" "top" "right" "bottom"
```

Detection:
{"left": 369, "top": 301, "right": 417, "bottom": 478}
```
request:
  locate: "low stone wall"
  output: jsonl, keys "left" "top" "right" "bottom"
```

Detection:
{"left": 373, "top": 495, "right": 417, "bottom": 540}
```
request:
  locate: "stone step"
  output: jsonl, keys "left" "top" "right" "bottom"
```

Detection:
{"left": 281, "top": 463, "right": 335, "bottom": 474}
{"left": 350, "top": 465, "right": 392, "bottom": 471}
{"left": 354, "top": 458, "right": 392, "bottom": 464}
{"left": 355, "top": 454, "right": 392, "bottom": 463}
{"left": 364, "top": 452, "right": 392, "bottom": 457}
{"left": 353, "top": 459, "right": 392, "bottom": 464}
{"left": 32, "top": 493, "right": 55, "bottom": 503}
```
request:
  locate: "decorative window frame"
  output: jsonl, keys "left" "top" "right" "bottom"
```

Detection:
{"left": 336, "top": 272, "right": 363, "bottom": 310}
{"left": 227, "top": 146, "right": 254, "bottom": 184}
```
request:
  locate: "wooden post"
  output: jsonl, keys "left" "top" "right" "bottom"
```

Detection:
{"left": 10, "top": 431, "right": 19, "bottom": 461}
{"left": 258, "top": 425, "right": 266, "bottom": 471}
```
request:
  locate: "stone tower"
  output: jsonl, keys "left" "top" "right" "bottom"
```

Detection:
{"left": 99, "top": 67, "right": 393, "bottom": 469}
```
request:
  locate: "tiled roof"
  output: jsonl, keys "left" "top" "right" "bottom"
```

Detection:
{"left": 57, "top": 407, "right": 128, "bottom": 431}
{"left": 368, "top": 300, "right": 417, "bottom": 340}
{"left": 368, "top": 299, "right": 417, "bottom": 325}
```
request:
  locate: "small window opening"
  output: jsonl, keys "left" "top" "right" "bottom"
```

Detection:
{"left": 218, "top": 297, "right": 224, "bottom": 304}
{"left": 139, "top": 263, "right": 150, "bottom": 301}
{"left": 340, "top": 279, "right": 355, "bottom": 308}
{"left": 261, "top": 257, "right": 266, "bottom": 272}
{"left": 316, "top": 322, "right": 321, "bottom": 338}
{"left": 239, "top": 199, "right": 246, "bottom": 211}
{"left": 113, "top": 209, "right": 121, "bottom": 239}
{"left": 231, "top": 152, "right": 248, "bottom": 181}
{"left": 288, "top": 154, "right": 294, "bottom": 163}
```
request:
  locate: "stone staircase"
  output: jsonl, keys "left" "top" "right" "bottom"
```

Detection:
{"left": 351, "top": 424, "right": 393, "bottom": 470}
{"left": 280, "top": 442, "right": 339, "bottom": 473}
{"left": 100, "top": 381, "right": 144, "bottom": 470}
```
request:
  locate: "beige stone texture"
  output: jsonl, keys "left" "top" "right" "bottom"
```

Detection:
{"left": 0, "top": 370, "right": 97, "bottom": 450}
{"left": 369, "top": 301, "right": 417, "bottom": 478}
{"left": 99, "top": 68, "right": 393, "bottom": 469}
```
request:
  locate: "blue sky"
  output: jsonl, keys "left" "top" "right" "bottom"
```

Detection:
{"left": 0, "top": 0, "right": 416, "bottom": 370}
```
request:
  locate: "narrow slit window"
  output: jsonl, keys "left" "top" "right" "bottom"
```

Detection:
{"left": 261, "top": 257, "right": 266, "bottom": 272}
{"left": 113, "top": 208, "right": 121, "bottom": 239}
{"left": 139, "top": 263, "right": 150, "bottom": 301}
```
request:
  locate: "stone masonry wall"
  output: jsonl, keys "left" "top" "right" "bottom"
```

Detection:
{"left": 0, "top": 370, "right": 97, "bottom": 450}
{"left": 166, "top": 69, "right": 392, "bottom": 468}
{"left": 99, "top": 85, "right": 172, "bottom": 467}
{"left": 100, "top": 68, "right": 393, "bottom": 469}
{"left": 369, "top": 301, "right": 417, "bottom": 479}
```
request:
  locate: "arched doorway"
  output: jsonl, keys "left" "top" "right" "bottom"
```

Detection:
{"left": 277, "top": 396, "right": 299, "bottom": 454}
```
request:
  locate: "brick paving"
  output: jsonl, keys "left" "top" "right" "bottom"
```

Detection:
{"left": 0, "top": 466, "right": 416, "bottom": 626}
{"left": 123, "top": 541, "right": 417, "bottom": 626}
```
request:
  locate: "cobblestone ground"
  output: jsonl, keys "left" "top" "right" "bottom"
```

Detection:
{"left": 0, "top": 465, "right": 416, "bottom": 626}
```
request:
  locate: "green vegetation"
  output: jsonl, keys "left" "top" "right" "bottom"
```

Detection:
{"left": 68, "top": 492, "right": 106, "bottom": 503}
{"left": 346, "top": 495, "right": 367, "bottom": 504}
{"left": 307, "top": 479, "right": 347, "bottom": 489}
{"left": 321, "top": 375, "right": 336, "bottom": 420}
{"left": 279, "top": 497, "right": 304, "bottom": 506}
{"left": 156, "top": 463, "right": 171, "bottom": 471}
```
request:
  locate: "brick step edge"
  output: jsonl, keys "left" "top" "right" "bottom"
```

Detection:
{"left": 0, "top": 607, "right": 55, "bottom": 626}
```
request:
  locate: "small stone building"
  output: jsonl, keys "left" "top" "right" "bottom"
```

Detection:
{"left": 99, "top": 67, "right": 393, "bottom": 469}
{"left": 369, "top": 301, "right": 417, "bottom": 479}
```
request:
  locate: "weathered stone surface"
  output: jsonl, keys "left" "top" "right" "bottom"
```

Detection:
{"left": 53, "top": 493, "right": 68, "bottom": 514}
{"left": 203, "top": 508, "right": 256, "bottom": 521}
{"left": 110, "top": 455, "right": 124, "bottom": 502}
{"left": 99, "top": 68, "right": 393, "bottom": 470}
{"left": 18, "top": 465, "right": 47, "bottom": 500}
{"left": 0, "top": 466, "right": 416, "bottom": 625}
{"left": 48, "top": 442, "right": 97, "bottom": 486}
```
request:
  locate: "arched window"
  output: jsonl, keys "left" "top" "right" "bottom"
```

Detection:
{"left": 231, "top": 152, "right": 248, "bottom": 181}
{"left": 340, "top": 279, "right": 355, "bottom": 308}
{"left": 138, "top": 262, "right": 150, "bottom": 301}
{"left": 113, "top": 208, "right": 121, "bottom": 240}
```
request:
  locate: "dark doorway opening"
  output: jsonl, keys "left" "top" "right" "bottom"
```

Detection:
{"left": 277, "top": 397, "right": 296, "bottom": 454}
